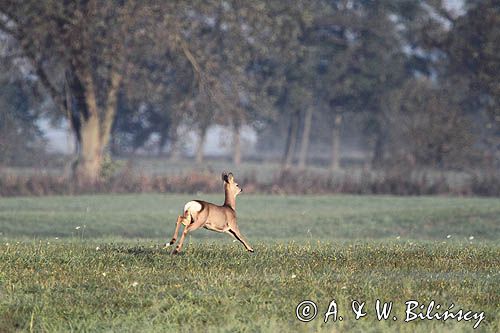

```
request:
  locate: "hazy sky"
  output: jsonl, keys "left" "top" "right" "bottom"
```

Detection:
{"left": 444, "top": 0, "right": 464, "bottom": 15}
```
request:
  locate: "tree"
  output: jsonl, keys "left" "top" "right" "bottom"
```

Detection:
{"left": 112, "top": 38, "right": 195, "bottom": 156}
{"left": 176, "top": 1, "right": 276, "bottom": 165}
{"left": 255, "top": 1, "right": 414, "bottom": 170}
{"left": 410, "top": 0, "right": 500, "bottom": 166}
{"left": 320, "top": 1, "right": 416, "bottom": 169}
{"left": 0, "top": 54, "right": 46, "bottom": 166}
{"left": 0, "top": 1, "right": 159, "bottom": 183}
{"left": 446, "top": 0, "right": 500, "bottom": 163}
{"left": 387, "top": 78, "right": 474, "bottom": 168}
{"left": 250, "top": 0, "right": 318, "bottom": 171}
{"left": 297, "top": 104, "right": 314, "bottom": 169}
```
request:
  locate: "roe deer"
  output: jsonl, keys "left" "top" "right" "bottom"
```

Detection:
{"left": 167, "top": 171, "right": 254, "bottom": 255}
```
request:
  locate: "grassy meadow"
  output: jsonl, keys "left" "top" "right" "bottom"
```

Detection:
{"left": 0, "top": 194, "right": 499, "bottom": 332}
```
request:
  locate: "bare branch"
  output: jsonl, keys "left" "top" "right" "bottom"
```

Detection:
{"left": 176, "top": 34, "right": 203, "bottom": 81}
{"left": 22, "top": 46, "right": 67, "bottom": 115}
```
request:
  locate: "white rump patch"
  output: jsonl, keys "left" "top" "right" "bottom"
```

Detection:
{"left": 184, "top": 201, "right": 202, "bottom": 214}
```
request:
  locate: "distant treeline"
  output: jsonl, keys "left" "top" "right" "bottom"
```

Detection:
{"left": 0, "top": 0, "right": 499, "bottom": 183}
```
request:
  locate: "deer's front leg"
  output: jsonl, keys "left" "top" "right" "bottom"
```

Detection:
{"left": 228, "top": 227, "right": 254, "bottom": 253}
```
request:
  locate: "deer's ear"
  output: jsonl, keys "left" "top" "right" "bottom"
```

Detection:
{"left": 227, "top": 172, "right": 234, "bottom": 183}
{"left": 222, "top": 171, "right": 229, "bottom": 183}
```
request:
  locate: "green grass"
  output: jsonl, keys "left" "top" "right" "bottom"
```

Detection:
{"left": 1, "top": 194, "right": 499, "bottom": 241}
{"left": 0, "top": 194, "right": 499, "bottom": 332}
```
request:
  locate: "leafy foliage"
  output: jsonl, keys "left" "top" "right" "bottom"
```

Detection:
{"left": 0, "top": 59, "right": 46, "bottom": 166}
{"left": 0, "top": 0, "right": 499, "bottom": 172}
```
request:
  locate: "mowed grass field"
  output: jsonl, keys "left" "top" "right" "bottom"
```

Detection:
{"left": 0, "top": 194, "right": 499, "bottom": 332}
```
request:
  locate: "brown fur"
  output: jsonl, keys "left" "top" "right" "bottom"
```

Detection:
{"left": 167, "top": 172, "right": 254, "bottom": 254}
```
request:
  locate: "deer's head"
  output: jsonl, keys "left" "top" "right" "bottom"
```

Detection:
{"left": 222, "top": 171, "right": 242, "bottom": 198}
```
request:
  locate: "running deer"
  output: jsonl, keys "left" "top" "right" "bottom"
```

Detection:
{"left": 166, "top": 172, "right": 254, "bottom": 255}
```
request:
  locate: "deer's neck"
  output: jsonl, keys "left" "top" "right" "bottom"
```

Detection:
{"left": 224, "top": 191, "right": 236, "bottom": 210}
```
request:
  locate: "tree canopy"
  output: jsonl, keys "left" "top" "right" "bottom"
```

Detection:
{"left": 0, "top": 0, "right": 498, "bottom": 176}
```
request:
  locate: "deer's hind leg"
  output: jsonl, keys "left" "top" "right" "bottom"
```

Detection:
{"left": 171, "top": 215, "right": 205, "bottom": 255}
{"left": 167, "top": 214, "right": 188, "bottom": 247}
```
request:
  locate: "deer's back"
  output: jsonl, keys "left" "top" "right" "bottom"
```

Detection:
{"left": 189, "top": 200, "right": 235, "bottom": 228}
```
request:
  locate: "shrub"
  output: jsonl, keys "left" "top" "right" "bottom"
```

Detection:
{"left": 0, "top": 169, "right": 499, "bottom": 197}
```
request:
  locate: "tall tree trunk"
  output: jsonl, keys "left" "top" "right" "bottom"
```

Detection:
{"left": 282, "top": 110, "right": 300, "bottom": 171}
{"left": 68, "top": 67, "right": 122, "bottom": 184}
{"left": 195, "top": 126, "right": 207, "bottom": 165}
{"left": 99, "top": 71, "right": 122, "bottom": 149}
{"left": 372, "top": 130, "right": 386, "bottom": 168}
{"left": 156, "top": 120, "right": 171, "bottom": 157}
{"left": 157, "top": 131, "right": 168, "bottom": 157}
{"left": 330, "top": 114, "right": 342, "bottom": 171}
{"left": 232, "top": 122, "right": 241, "bottom": 166}
{"left": 298, "top": 106, "right": 314, "bottom": 170}
{"left": 168, "top": 127, "right": 181, "bottom": 161}
{"left": 68, "top": 68, "right": 102, "bottom": 184}
{"left": 75, "top": 113, "right": 102, "bottom": 184}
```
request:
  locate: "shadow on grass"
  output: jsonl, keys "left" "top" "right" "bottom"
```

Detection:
{"left": 101, "top": 244, "right": 178, "bottom": 256}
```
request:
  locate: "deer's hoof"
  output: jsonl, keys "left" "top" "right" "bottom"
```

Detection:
{"left": 248, "top": 248, "right": 255, "bottom": 253}
{"left": 171, "top": 249, "right": 180, "bottom": 255}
